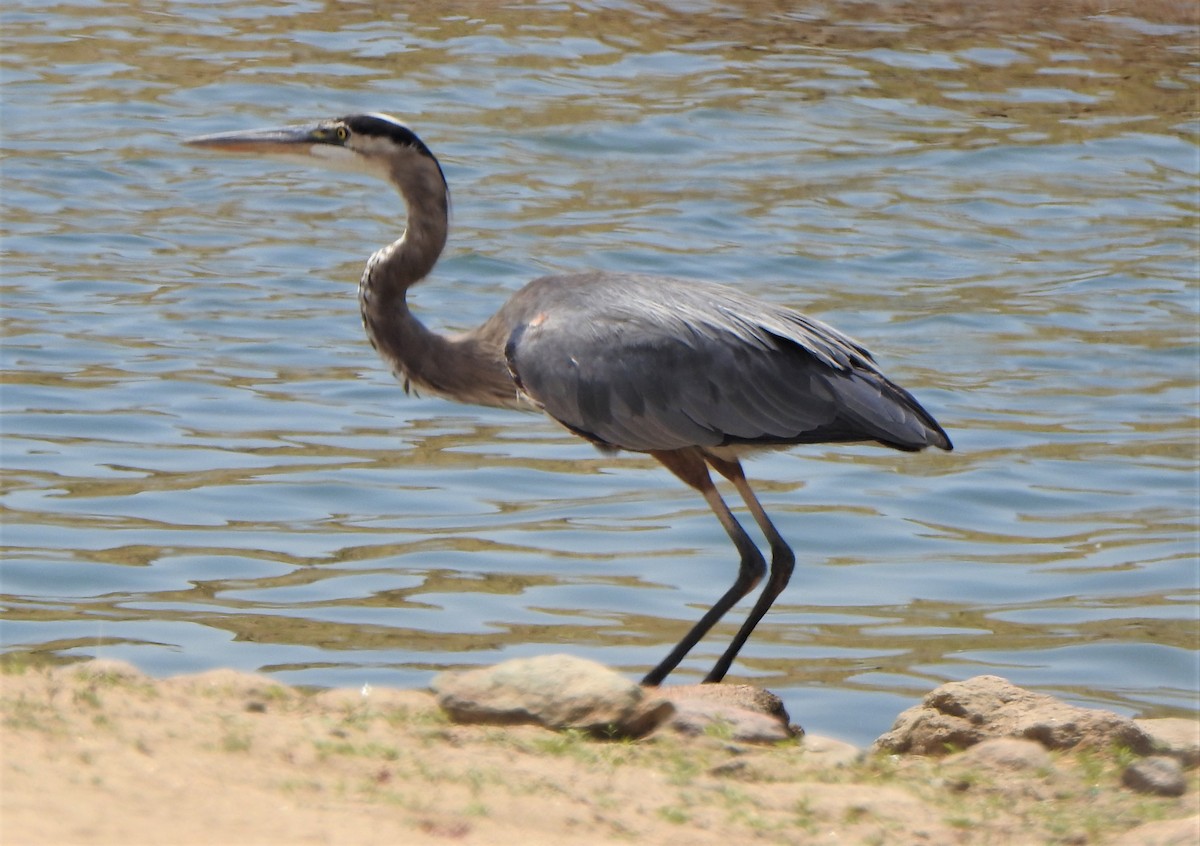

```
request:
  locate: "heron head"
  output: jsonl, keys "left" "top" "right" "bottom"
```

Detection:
{"left": 185, "top": 112, "right": 442, "bottom": 183}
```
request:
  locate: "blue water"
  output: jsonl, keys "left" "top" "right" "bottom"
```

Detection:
{"left": 2, "top": 1, "right": 1196, "bottom": 746}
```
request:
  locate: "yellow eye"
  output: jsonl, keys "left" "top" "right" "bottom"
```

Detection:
{"left": 336, "top": 126, "right": 349, "bottom": 142}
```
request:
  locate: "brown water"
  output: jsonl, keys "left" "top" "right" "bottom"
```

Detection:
{"left": 3, "top": 1, "right": 1197, "bottom": 744}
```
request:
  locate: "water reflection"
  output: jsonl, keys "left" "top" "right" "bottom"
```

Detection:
{"left": 2, "top": 1, "right": 1196, "bottom": 745}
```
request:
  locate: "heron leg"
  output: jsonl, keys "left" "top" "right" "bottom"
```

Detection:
{"left": 641, "top": 448, "right": 766, "bottom": 687}
{"left": 702, "top": 453, "right": 796, "bottom": 683}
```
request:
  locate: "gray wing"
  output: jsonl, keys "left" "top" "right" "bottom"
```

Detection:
{"left": 501, "top": 272, "right": 949, "bottom": 454}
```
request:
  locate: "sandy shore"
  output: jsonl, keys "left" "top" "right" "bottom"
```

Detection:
{"left": 2, "top": 660, "right": 1196, "bottom": 845}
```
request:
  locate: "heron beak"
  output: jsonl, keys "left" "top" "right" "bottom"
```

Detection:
{"left": 184, "top": 125, "right": 320, "bottom": 155}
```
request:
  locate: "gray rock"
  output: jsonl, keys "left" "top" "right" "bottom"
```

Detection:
{"left": 652, "top": 683, "right": 792, "bottom": 721}
{"left": 1122, "top": 756, "right": 1187, "bottom": 797}
{"left": 655, "top": 697, "right": 794, "bottom": 743}
{"left": 1135, "top": 718, "right": 1200, "bottom": 768}
{"left": 647, "top": 683, "right": 798, "bottom": 743}
{"left": 430, "top": 654, "right": 672, "bottom": 737}
{"left": 873, "top": 675, "right": 1152, "bottom": 756}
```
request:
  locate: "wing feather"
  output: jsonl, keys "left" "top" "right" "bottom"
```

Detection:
{"left": 500, "top": 272, "right": 948, "bottom": 453}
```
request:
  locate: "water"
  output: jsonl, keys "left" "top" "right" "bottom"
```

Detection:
{"left": 2, "top": 1, "right": 1196, "bottom": 746}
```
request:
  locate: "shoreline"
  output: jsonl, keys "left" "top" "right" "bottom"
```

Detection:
{"left": 3, "top": 658, "right": 1196, "bottom": 845}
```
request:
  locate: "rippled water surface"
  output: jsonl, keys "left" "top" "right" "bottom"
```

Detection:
{"left": 3, "top": 1, "right": 1197, "bottom": 745}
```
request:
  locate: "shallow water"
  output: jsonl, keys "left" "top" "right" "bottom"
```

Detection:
{"left": 2, "top": 1, "right": 1197, "bottom": 745}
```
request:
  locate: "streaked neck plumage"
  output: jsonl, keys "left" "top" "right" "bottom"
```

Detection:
{"left": 357, "top": 148, "right": 520, "bottom": 409}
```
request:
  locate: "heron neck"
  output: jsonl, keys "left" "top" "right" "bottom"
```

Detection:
{"left": 356, "top": 147, "right": 450, "bottom": 366}
{"left": 361, "top": 155, "right": 449, "bottom": 306}
{"left": 357, "top": 158, "right": 519, "bottom": 409}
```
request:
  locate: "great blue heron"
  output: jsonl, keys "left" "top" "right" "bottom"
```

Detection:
{"left": 186, "top": 112, "right": 952, "bottom": 686}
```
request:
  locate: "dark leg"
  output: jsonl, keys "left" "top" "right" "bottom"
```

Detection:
{"left": 640, "top": 448, "right": 766, "bottom": 687}
{"left": 702, "top": 454, "right": 795, "bottom": 683}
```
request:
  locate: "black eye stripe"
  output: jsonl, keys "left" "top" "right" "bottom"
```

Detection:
{"left": 338, "top": 114, "right": 432, "bottom": 157}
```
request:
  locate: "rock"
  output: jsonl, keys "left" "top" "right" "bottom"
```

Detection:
{"left": 431, "top": 654, "right": 672, "bottom": 737}
{"left": 944, "top": 737, "right": 1053, "bottom": 772}
{"left": 1136, "top": 718, "right": 1200, "bottom": 768}
{"left": 656, "top": 697, "right": 793, "bottom": 743}
{"left": 873, "top": 675, "right": 1152, "bottom": 756}
{"left": 1122, "top": 756, "right": 1187, "bottom": 797}
{"left": 647, "top": 684, "right": 798, "bottom": 743}
{"left": 801, "top": 734, "right": 863, "bottom": 767}
{"left": 1110, "top": 815, "right": 1200, "bottom": 846}
{"left": 940, "top": 738, "right": 1064, "bottom": 799}
{"left": 652, "top": 683, "right": 792, "bottom": 721}
{"left": 707, "top": 757, "right": 755, "bottom": 778}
